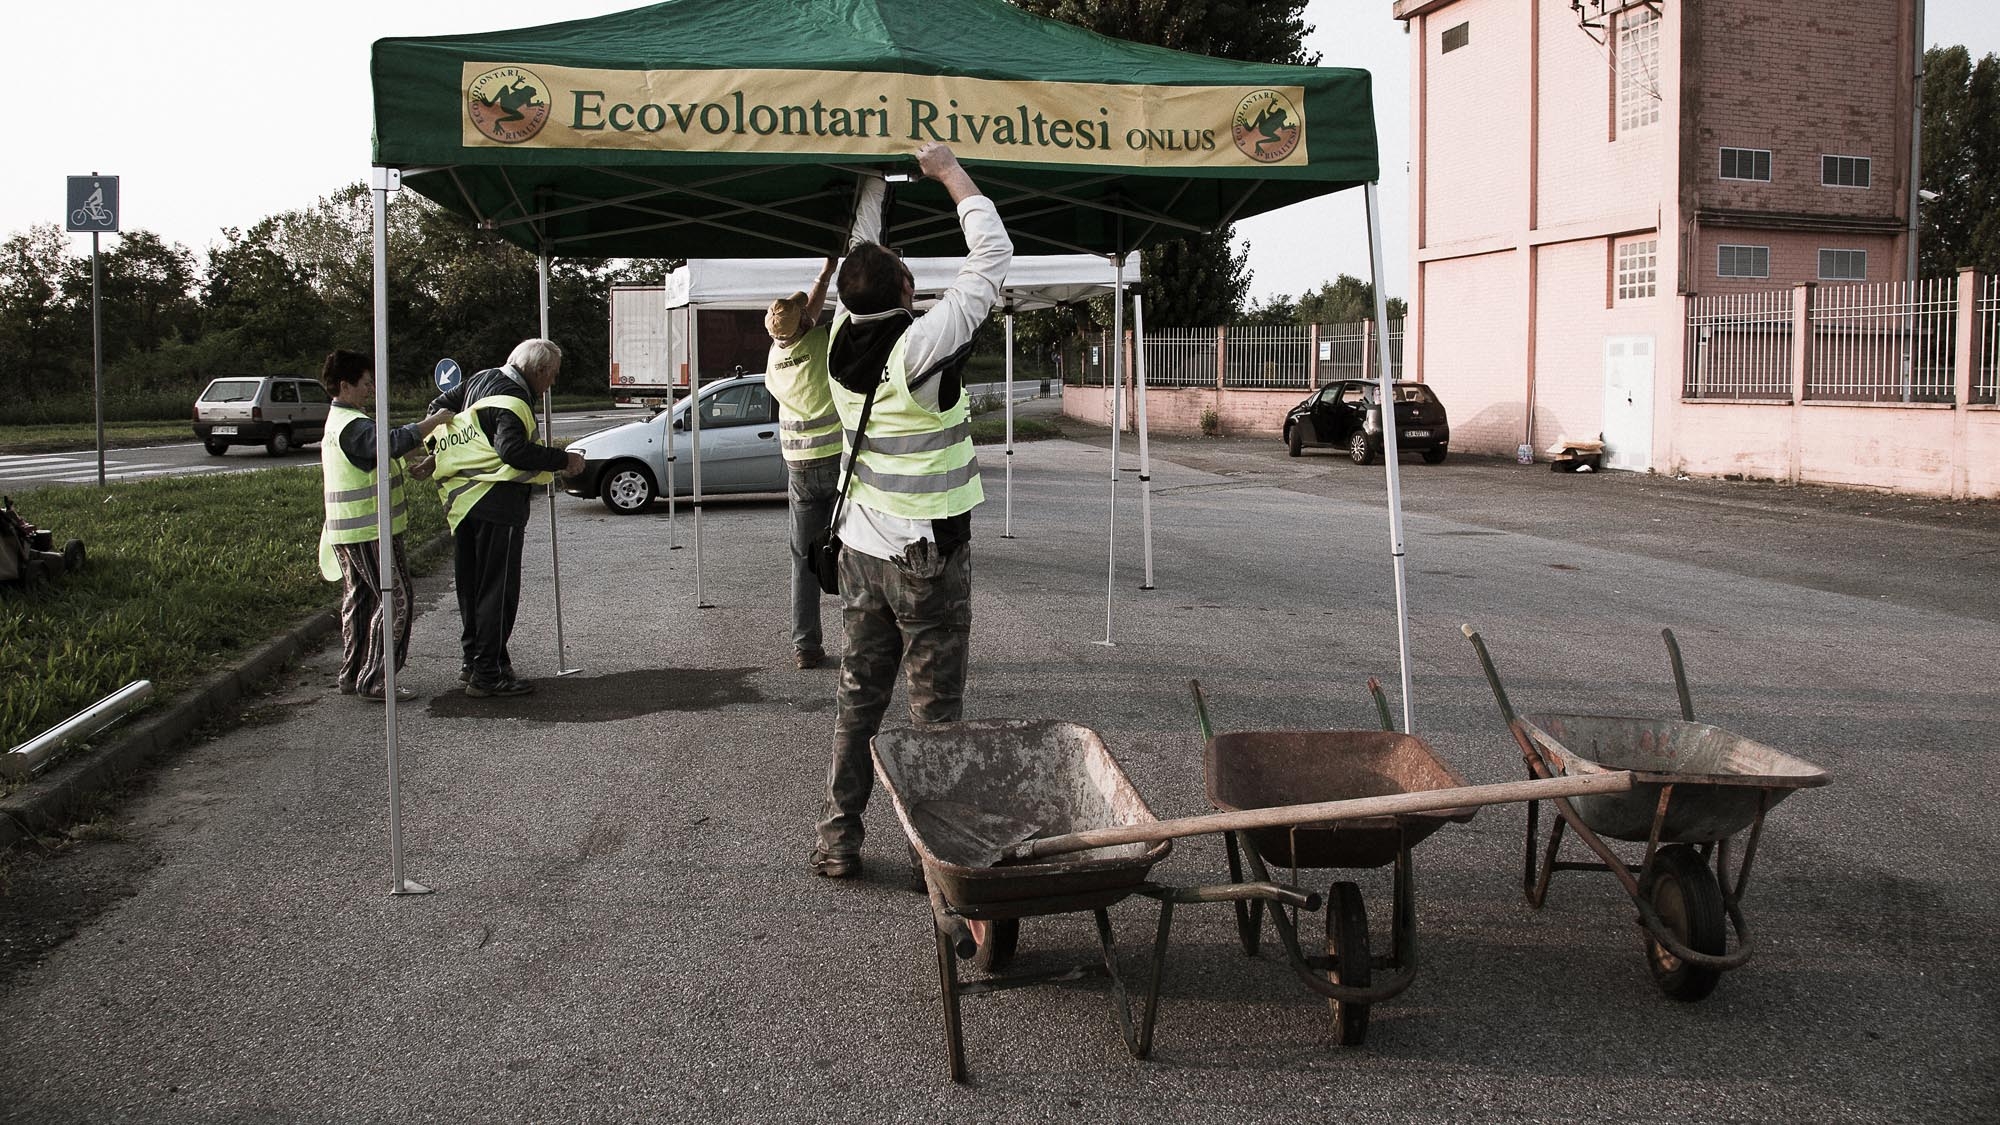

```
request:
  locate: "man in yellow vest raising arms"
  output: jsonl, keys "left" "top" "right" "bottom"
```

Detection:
{"left": 810, "top": 142, "right": 1012, "bottom": 879}
{"left": 318, "top": 349, "right": 454, "bottom": 701}
{"left": 427, "top": 338, "right": 584, "bottom": 698}
{"left": 765, "top": 257, "right": 841, "bottom": 670}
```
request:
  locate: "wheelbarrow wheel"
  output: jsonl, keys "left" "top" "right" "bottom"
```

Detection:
{"left": 971, "top": 919, "right": 1019, "bottom": 972}
{"left": 1325, "top": 882, "right": 1371, "bottom": 1046}
{"left": 1643, "top": 845, "right": 1725, "bottom": 1002}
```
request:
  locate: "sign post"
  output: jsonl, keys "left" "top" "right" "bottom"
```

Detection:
{"left": 66, "top": 175, "right": 119, "bottom": 488}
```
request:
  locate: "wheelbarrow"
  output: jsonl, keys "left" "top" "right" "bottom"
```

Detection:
{"left": 875, "top": 719, "right": 1629, "bottom": 1081}
{"left": 1192, "top": 678, "right": 1475, "bottom": 1045}
{"left": 1462, "top": 624, "right": 1832, "bottom": 1000}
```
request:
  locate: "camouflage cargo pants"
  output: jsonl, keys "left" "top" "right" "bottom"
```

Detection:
{"left": 815, "top": 540, "right": 972, "bottom": 857}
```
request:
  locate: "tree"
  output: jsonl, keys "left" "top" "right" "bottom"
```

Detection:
{"left": 0, "top": 224, "right": 77, "bottom": 401}
{"left": 1241, "top": 275, "right": 1406, "bottom": 328}
{"left": 1015, "top": 0, "right": 1317, "bottom": 324}
{"left": 1920, "top": 46, "right": 2000, "bottom": 275}
{"left": 57, "top": 230, "right": 201, "bottom": 392}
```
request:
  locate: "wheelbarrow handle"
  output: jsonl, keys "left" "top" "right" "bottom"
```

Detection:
{"left": 1189, "top": 679, "right": 1216, "bottom": 745}
{"left": 1460, "top": 624, "right": 1519, "bottom": 725}
{"left": 1662, "top": 627, "right": 1696, "bottom": 722}
{"left": 1005, "top": 771, "right": 1636, "bottom": 863}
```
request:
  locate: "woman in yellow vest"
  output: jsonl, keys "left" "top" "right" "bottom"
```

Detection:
{"left": 765, "top": 257, "right": 841, "bottom": 669}
{"left": 318, "top": 350, "right": 453, "bottom": 701}
{"left": 810, "top": 143, "right": 1011, "bottom": 879}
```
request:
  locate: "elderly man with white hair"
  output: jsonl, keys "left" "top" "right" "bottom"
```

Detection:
{"left": 427, "top": 338, "right": 584, "bottom": 697}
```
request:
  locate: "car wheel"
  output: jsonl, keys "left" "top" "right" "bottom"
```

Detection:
{"left": 1422, "top": 444, "right": 1449, "bottom": 464}
{"left": 1348, "top": 431, "right": 1377, "bottom": 465}
{"left": 203, "top": 439, "right": 229, "bottom": 456}
{"left": 600, "top": 462, "right": 656, "bottom": 514}
{"left": 1286, "top": 425, "right": 1302, "bottom": 457}
{"left": 265, "top": 429, "right": 292, "bottom": 457}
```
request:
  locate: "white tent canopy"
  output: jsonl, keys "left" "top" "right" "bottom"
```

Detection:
{"left": 661, "top": 254, "right": 1136, "bottom": 310}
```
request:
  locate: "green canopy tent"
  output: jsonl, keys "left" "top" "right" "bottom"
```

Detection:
{"left": 363, "top": 0, "right": 1417, "bottom": 894}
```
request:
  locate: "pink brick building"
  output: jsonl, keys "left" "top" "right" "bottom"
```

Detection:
{"left": 1389, "top": 0, "right": 1998, "bottom": 496}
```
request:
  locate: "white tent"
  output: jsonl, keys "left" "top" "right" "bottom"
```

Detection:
{"left": 662, "top": 254, "right": 1138, "bottom": 605}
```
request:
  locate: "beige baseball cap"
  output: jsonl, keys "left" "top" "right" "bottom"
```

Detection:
{"left": 766, "top": 291, "right": 810, "bottom": 343}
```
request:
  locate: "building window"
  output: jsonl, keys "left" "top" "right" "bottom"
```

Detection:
{"left": 1717, "top": 245, "right": 1771, "bottom": 278}
{"left": 1720, "top": 148, "right": 1772, "bottom": 181}
{"left": 1442, "top": 22, "right": 1470, "bottom": 53}
{"left": 1616, "top": 6, "right": 1662, "bottom": 134}
{"left": 1616, "top": 239, "right": 1659, "bottom": 301}
{"left": 1818, "top": 249, "right": 1867, "bottom": 281}
{"left": 1822, "top": 155, "right": 1872, "bottom": 188}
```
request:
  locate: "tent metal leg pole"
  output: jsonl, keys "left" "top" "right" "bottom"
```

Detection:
{"left": 1002, "top": 309, "right": 1016, "bottom": 539}
{"left": 1133, "top": 293, "right": 1155, "bottom": 591}
{"left": 373, "top": 168, "right": 428, "bottom": 897}
{"left": 1366, "top": 181, "right": 1416, "bottom": 735}
{"left": 540, "top": 254, "right": 580, "bottom": 675}
{"left": 665, "top": 300, "right": 679, "bottom": 549}
{"left": 688, "top": 308, "right": 709, "bottom": 608}
{"left": 1097, "top": 256, "right": 1125, "bottom": 648}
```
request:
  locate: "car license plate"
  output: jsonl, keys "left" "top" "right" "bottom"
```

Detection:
{"left": 212, "top": 426, "right": 238, "bottom": 435}
{"left": 1402, "top": 429, "right": 1428, "bottom": 439}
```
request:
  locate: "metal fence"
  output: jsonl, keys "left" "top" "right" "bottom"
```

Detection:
{"left": 1808, "top": 278, "right": 1957, "bottom": 402}
{"left": 1223, "top": 326, "right": 1311, "bottom": 388}
{"left": 1684, "top": 290, "right": 1793, "bottom": 399}
{"left": 1978, "top": 274, "right": 1999, "bottom": 405}
{"left": 1081, "top": 319, "right": 1406, "bottom": 390}
{"left": 1317, "top": 319, "right": 1407, "bottom": 382}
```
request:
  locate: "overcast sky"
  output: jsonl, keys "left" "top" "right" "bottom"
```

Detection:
{"left": 5, "top": 1, "right": 1995, "bottom": 306}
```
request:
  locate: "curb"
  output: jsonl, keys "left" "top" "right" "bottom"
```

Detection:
{"left": 0, "top": 532, "right": 452, "bottom": 850}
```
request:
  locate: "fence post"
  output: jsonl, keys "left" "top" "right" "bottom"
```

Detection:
{"left": 1362, "top": 318, "right": 1375, "bottom": 383}
{"left": 1309, "top": 322, "right": 1320, "bottom": 387}
{"left": 1952, "top": 268, "right": 1978, "bottom": 498}
{"left": 1215, "top": 325, "right": 1227, "bottom": 434}
{"left": 1788, "top": 283, "right": 1812, "bottom": 485}
{"left": 1123, "top": 327, "right": 1136, "bottom": 433}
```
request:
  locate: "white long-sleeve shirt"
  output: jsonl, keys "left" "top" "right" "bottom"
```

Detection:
{"left": 838, "top": 194, "right": 1012, "bottom": 560}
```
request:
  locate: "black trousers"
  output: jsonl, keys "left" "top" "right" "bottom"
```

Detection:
{"left": 454, "top": 518, "right": 525, "bottom": 683}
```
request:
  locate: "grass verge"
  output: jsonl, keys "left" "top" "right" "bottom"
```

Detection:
{"left": 0, "top": 468, "right": 446, "bottom": 759}
{"left": 970, "top": 416, "right": 1062, "bottom": 444}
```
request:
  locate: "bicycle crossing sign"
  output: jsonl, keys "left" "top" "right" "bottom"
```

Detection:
{"left": 65, "top": 175, "right": 119, "bottom": 233}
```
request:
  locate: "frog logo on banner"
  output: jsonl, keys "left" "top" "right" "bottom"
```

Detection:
{"left": 467, "top": 66, "right": 552, "bottom": 144}
{"left": 1231, "top": 90, "right": 1301, "bottom": 164}
{"left": 434, "top": 358, "right": 463, "bottom": 395}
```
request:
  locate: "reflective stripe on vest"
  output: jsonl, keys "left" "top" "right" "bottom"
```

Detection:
{"left": 429, "top": 394, "right": 556, "bottom": 532}
{"left": 765, "top": 327, "right": 842, "bottom": 463}
{"left": 318, "top": 406, "right": 409, "bottom": 581}
{"left": 824, "top": 314, "right": 983, "bottom": 520}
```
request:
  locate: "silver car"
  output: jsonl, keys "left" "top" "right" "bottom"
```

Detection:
{"left": 192, "top": 375, "right": 331, "bottom": 457}
{"left": 564, "top": 374, "right": 787, "bottom": 513}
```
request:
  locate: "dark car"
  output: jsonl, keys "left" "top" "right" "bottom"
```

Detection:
{"left": 1283, "top": 380, "right": 1450, "bottom": 464}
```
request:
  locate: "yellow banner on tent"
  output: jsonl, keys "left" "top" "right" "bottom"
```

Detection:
{"left": 461, "top": 62, "right": 1307, "bottom": 168}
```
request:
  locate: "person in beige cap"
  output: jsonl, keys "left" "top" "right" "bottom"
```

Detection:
{"left": 765, "top": 257, "right": 841, "bottom": 669}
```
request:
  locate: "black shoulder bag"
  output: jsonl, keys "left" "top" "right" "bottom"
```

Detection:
{"left": 807, "top": 382, "right": 877, "bottom": 595}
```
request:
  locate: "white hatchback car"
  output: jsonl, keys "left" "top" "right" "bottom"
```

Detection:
{"left": 564, "top": 374, "right": 788, "bottom": 513}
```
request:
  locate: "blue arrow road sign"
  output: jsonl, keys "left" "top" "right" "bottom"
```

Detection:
{"left": 434, "top": 358, "right": 463, "bottom": 394}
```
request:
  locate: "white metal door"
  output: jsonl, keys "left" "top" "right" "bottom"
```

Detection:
{"left": 1602, "top": 335, "right": 1655, "bottom": 472}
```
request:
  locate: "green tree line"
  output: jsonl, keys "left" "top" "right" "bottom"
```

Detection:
{"left": 0, "top": 185, "right": 657, "bottom": 422}
{"left": 1920, "top": 46, "right": 2000, "bottom": 276}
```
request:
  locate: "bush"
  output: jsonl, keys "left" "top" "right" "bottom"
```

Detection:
{"left": 1200, "top": 407, "right": 1221, "bottom": 437}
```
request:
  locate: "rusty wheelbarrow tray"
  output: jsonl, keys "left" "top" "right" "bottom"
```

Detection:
{"left": 1463, "top": 625, "right": 1831, "bottom": 1001}
{"left": 1193, "top": 678, "right": 1475, "bottom": 1046}
{"left": 873, "top": 719, "right": 1178, "bottom": 1084}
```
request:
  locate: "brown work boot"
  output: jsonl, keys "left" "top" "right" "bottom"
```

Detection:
{"left": 810, "top": 847, "right": 861, "bottom": 879}
{"left": 794, "top": 647, "right": 826, "bottom": 670}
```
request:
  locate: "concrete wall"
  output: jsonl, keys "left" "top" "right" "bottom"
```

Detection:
{"left": 1670, "top": 402, "right": 2000, "bottom": 498}
{"left": 1061, "top": 386, "right": 1301, "bottom": 439}
{"left": 1420, "top": 249, "right": 1527, "bottom": 455}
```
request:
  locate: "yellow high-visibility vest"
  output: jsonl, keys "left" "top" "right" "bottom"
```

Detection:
{"left": 825, "top": 314, "right": 982, "bottom": 520}
{"left": 429, "top": 394, "right": 556, "bottom": 532}
{"left": 318, "top": 405, "right": 409, "bottom": 580}
{"left": 766, "top": 325, "right": 841, "bottom": 464}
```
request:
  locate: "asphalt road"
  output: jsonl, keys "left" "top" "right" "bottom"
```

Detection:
{"left": 0, "top": 411, "right": 628, "bottom": 490}
{"left": 0, "top": 425, "right": 1994, "bottom": 1122}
